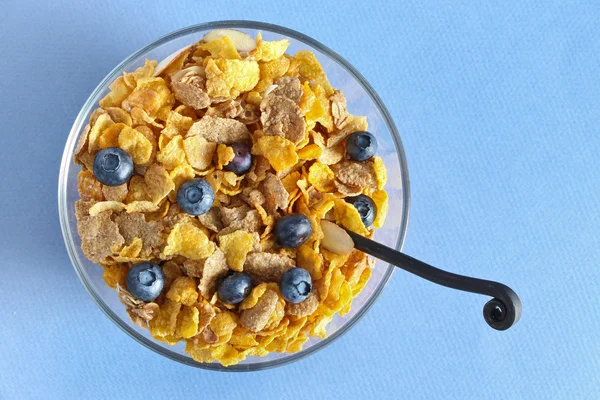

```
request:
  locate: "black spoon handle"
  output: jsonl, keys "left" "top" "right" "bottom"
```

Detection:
{"left": 345, "top": 230, "right": 522, "bottom": 331}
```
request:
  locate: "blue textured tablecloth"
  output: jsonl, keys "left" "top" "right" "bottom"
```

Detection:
{"left": 2, "top": 1, "right": 599, "bottom": 398}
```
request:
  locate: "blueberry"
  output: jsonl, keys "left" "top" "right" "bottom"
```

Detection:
{"left": 126, "top": 262, "right": 165, "bottom": 302}
{"left": 273, "top": 214, "right": 313, "bottom": 248}
{"left": 345, "top": 131, "right": 378, "bottom": 161}
{"left": 176, "top": 178, "right": 215, "bottom": 215}
{"left": 93, "top": 147, "right": 134, "bottom": 186}
{"left": 279, "top": 268, "right": 312, "bottom": 304}
{"left": 346, "top": 195, "right": 377, "bottom": 227}
{"left": 218, "top": 273, "right": 253, "bottom": 305}
{"left": 223, "top": 143, "right": 252, "bottom": 175}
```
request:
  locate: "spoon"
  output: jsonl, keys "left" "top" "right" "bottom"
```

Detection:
{"left": 320, "top": 221, "right": 522, "bottom": 331}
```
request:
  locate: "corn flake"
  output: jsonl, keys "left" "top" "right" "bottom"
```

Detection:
{"left": 88, "top": 114, "right": 115, "bottom": 153}
{"left": 88, "top": 201, "right": 126, "bottom": 216}
{"left": 205, "top": 58, "right": 260, "bottom": 98}
{"left": 149, "top": 299, "right": 181, "bottom": 337}
{"left": 167, "top": 276, "right": 199, "bottom": 306}
{"left": 255, "top": 33, "right": 290, "bottom": 62}
{"left": 162, "top": 221, "right": 215, "bottom": 260}
{"left": 117, "top": 126, "right": 153, "bottom": 165}
{"left": 183, "top": 135, "right": 217, "bottom": 171}
{"left": 77, "top": 170, "right": 104, "bottom": 201}
{"left": 145, "top": 164, "right": 175, "bottom": 204}
{"left": 373, "top": 156, "right": 387, "bottom": 190}
{"left": 219, "top": 230, "right": 254, "bottom": 272}
{"left": 157, "top": 134, "right": 187, "bottom": 170}
{"left": 99, "top": 76, "right": 133, "bottom": 108}
{"left": 118, "top": 237, "right": 143, "bottom": 258}
{"left": 98, "top": 123, "right": 126, "bottom": 149}
{"left": 176, "top": 305, "right": 200, "bottom": 338}
{"left": 308, "top": 162, "right": 335, "bottom": 192}
{"left": 371, "top": 189, "right": 389, "bottom": 228}
{"left": 255, "top": 56, "right": 290, "bottom": 93}
{"left": 216, "top": 144, "right": 235, "bottom": 170}
{"left": 252, "top": 135, "right": 298, "bottom": 172}
{"left": 102, "top": 264, "right": 129, "bottom": 289}
{"left": 202, "top": 36, "right": 241, "bottom": 60}
{"left": 297, "top": 144, "right": 322, "bottom": 160}
{"left": 294, "top": 50, "right": 333, "bottom": 95}
{"left": 297, "top": 244, "right": 323, "bottom": 280}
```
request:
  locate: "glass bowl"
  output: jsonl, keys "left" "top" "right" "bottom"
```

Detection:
{"left": 58, "top": 20, "right": 410, "bottom": 371}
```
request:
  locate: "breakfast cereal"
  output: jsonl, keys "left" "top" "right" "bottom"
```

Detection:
{"left": 73, "top": 29, "right": 388, "bottom": 366}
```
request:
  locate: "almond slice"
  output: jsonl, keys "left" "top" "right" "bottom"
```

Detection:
{"left": 154, "top": 45, "right": 193, "bottom": 77}
{"left": 202, "top": 29, "right": 256, "bottom": 52}
{"left": 320, "top": 220, "right": 354, "bottom": 255}
{"left": 170, "top": 65, "right": 205, "bottom": 82}
{"left": 263, "top": 84, "right": 278, "bottom": 97}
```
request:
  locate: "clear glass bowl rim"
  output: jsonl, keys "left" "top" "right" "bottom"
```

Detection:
{"left": 58, "top": 20, "right": 411, "bottom": 372}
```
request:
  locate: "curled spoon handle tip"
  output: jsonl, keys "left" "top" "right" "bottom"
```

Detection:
{"left": 346, "top": 230, "right": 522, "bottom": 330}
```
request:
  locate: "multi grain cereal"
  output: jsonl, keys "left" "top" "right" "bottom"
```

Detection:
{"left": 73, "top": 29, "right": 389, "bottom": 366}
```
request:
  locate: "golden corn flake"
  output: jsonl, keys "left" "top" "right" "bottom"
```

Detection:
{"left": 240, "top": 283, "right": 268, "bottom": 311}
{"left": 372, "top": 156, "right": 387, "bottom": 190}
{"left": 210, "top": 311, "right": 238, "bottom": 337}
{"left": 176, "top": 305, "right": 200, "bottom": 338}
{"left": 351, "top": 266, "right": 372, "bottom": 297}
{"left": 183, "top": 135, "right": 217, "bottom": 171}
{"left": 125, "top": 175, "right": 149, "bottom": 203}
{"left": 146, "top": 199, "right": 170, "bottom": 221}
{"left": 145, "top": 164, "right": 175, "bottom": 204}
{"left": 117, "top": 126, "right": 153, "bottom": 165}
{"left": 98, "top": 122, "right": 126, "bottom": 149}
{"left": 162, "top": 110, "right": 194, "bottom": 138}
{"left": 297, "top": 143, "right": 322, "bottom": 160}
{"left": 88, "top": 201, "right": 125, "bottom": 216}
{"left": 99, "top": 76, "right": 133, "bottom": 108}
{"left": 251, "top": 135, "right": 298, "bottom": 172}
{"left": 88, "top": 113, "right": 115, "bottom": 153}
{"left": 246, "top": 91, "right": 262, "bottom": 107}
{"left": 205, "top": 58, "right": 260, "bottom": 98}
{"left": 211, "top": 343, "right": 244, "bottom": 366}
{"left": 255, "top": 56, "right": 290, "bottom": 93}
{"left": 123, "top": 60, "right": 156, "bottom": 88}
{"left": 317, "top": 143, "right": 344, "bottom": 165}
{"left": 202, "top": 36, "right": 241, "bottom": 60}
{"left": 218, "top": 230, "right": 254, "bottom": 272}
{"left": 77, "top": 170, "right": 104, "bottom": 201}
{"left": 132, "top": 77, "right": 174, "bottom": 113}
{"left": 167, "top": 276, "right": 199, "bottom": 306}
{"left": 297, "top": 244, "right": 323, "bottom": 280}
{"left": 186, "top": 340, "right": 213, "bottom": 363}
{"left": 216, "top": 144, "right": 235, "bottom": 170}
{"left": 149, "top": 299, "right": 182, "bottom": 337}
{"left": 170, "top": 163, "right": 195, "bottom": 193}
{"left": 371, "top": 189, "right": 389, "bottom": 228}
{"left": 293, "top": 50, "right": 334, "bottom": 95}
{"left": 255, "top": 33, "right": 290, "bottom": 62}
{"left": 162, "top": 221, "right": 215, "bottom": 260}
{"left": 281, "top": 170, "right": 302, "bottom": 193}
{"left": 309, "top": 314, "right": 333, "bottom": 339}
{"left": 102, "top": 264, "right": 129, "bottom": 289}
{"left": 287, "top": 334, "right": 309, "bottom": 353}
{"left": 157, "top": 134, "right": 187, "bottom": 170}
{"left": 118, "top": 237, "right": 143, "bottom": 258}
{"left": 332, "top": 198, "right": 370, "bottom": 236}
{"left": 311, "top": 84, "right": 333, "bottom": 132}
{"left": 307, "top": 162, "right": 335, "bottom": 192}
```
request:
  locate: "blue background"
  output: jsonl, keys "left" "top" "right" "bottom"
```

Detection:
{"left": 2, "top": 0, "right": 599, "bottom": 398}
